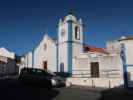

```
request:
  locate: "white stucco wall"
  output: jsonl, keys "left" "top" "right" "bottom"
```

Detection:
{"left": 27, "top": 52, "right": 32, "bottom": 68}
{"left": 58, "top": 20, "right": 68, "bottom": 43}
{"left": 21, "top": 52, "right": 32, "bottom": 68}
{"left": 99, "top": 54, "right": 123, "bottom": 78}
{"left": 124, "top": 40, "right": 133, "bottom": 65}
{"left": 72, "top": 53, "right": 90, "bottom": 77}
{"left": 34, "top": 34, "right": 57, "bottom": 72}
{"left": 58, "top": 43, "right": 68, "bottom": 72}
{"left": 73, "top": 43, "right": 83, "bottom": 58}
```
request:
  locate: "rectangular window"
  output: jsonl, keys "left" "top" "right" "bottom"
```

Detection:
{"left": 90, "top": 62, "right": 99, "bottom": 78}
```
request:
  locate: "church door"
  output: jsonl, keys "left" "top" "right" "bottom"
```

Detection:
{"left": 43, "top": 61, "right": 47, "bottom": 71}
{"left": 90, "top": 62, "right": 99, "bottom": 78}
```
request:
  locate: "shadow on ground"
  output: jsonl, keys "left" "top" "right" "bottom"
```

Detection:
{"left": 0, "top": 79, "right": 59, "bottom": 100}
{"left": 99, "top": 87, "right": 133, "bottom": 100}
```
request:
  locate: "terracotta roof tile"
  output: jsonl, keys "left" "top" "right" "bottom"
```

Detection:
{"left": 83, "top": 44, "right": 109, "bottom": 54}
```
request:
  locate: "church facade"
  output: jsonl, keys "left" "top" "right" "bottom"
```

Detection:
{"left": 20, "top": 13, "right": 123, "bottom": 79}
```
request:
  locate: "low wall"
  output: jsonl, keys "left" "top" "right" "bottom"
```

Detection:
{"left": 66, "top": 77, "right": 124, "bottom": 88}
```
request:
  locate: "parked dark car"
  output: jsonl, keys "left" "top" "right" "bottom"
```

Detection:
{"left": 47, "top": 71, "right": 66, "bottom": 87}
{"left": 18, "top": 68, "right": 52, "bottom": 88}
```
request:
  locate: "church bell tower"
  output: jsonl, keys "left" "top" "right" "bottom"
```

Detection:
{"left": 57, "top": 12, "right": 83, "bottom": 75}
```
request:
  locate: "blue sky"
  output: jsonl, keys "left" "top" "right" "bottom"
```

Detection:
{"left": 0, "top": 0, "right": 133, "bottom": 55}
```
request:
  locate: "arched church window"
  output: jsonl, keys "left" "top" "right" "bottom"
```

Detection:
{"left": 75, "top": 26, "right": 80, "bottom": 40}
{"left": 60, "top": 63, "right": 64, "bottom": 72}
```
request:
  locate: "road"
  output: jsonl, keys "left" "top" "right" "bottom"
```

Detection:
{"left": 0, "top": 78, "right": 133, "bottom": 100}
{"left": 54, "top": 87, "right": 101, "bottom": 100}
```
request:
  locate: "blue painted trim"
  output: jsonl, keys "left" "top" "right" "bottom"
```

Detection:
{"left": 120, "top": 43, "right": 128, "bottom": 88}
{"left": 67, "top": 20, "right": 73, "bottom": 75}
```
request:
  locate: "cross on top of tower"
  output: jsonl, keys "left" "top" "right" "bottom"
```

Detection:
{"left": 68, "top": 9, "right": 76, "bottom": 16}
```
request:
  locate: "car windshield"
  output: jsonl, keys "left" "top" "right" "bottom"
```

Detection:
{"left": 21, "top": 68, "right": 43, "bottom": 75}
{"left": 32, "top": 69, "right": 43, "bottom": 73}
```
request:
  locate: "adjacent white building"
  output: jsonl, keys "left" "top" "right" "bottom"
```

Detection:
{"left": 0, "top": 47, "right": 19, "bottom": 76}
{"left": 119, "top": 36, "right": 133, "bottom": 87}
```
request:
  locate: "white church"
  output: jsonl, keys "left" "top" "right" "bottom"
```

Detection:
{"left": 20, "top": 13, "right": 133, "bottom": 88}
